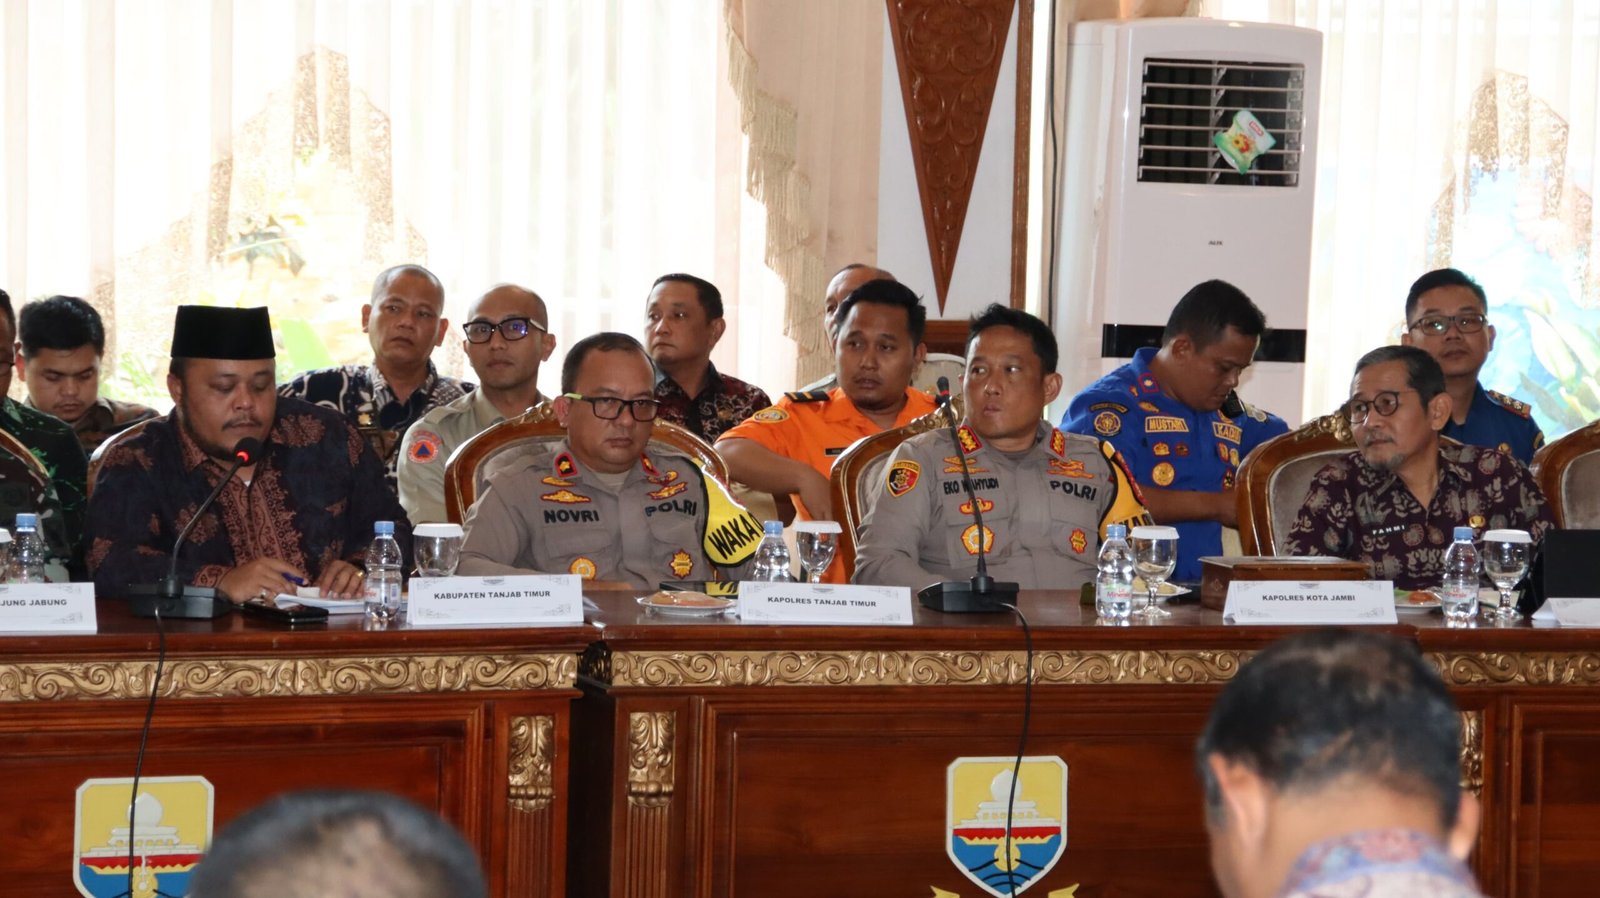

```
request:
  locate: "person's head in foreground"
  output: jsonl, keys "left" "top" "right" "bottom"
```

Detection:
{"left": 188, "top": 789, "right": 487, "bottom": 898}
{"left": 1196, "top": 629, "right": 1482, "bottom": 898}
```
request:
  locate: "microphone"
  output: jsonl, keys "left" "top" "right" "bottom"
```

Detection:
{"left": 127, "top": 436, "right": 263, "bottom": 619}
{"left": 917, "top": 376, "right": 1019, "bottom": 613}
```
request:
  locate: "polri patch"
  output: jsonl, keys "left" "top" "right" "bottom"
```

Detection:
{"left": 886, "top": 460, "right": 921, "bottom": 497}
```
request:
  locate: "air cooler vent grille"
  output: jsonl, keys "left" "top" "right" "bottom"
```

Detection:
{"left": 1137, "top": 57, "right": 1304, "bottom": 187}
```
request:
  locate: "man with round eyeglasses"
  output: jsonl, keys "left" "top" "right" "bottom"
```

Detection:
{"left": 457, "top": 332, "right": 760, "bottom": 586}
{"left": 1283, "top": 345, "right": 1552, "bottom": 590}
{"left": 398, "top": 284, "right": 556, "bottom": 524}
{"left": 1400, "top": 268, "right": 1544, "bottom": 463}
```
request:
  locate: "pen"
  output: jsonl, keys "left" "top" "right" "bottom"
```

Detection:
{"left": 282, "top": 573, "right": 307, "bottom": 586}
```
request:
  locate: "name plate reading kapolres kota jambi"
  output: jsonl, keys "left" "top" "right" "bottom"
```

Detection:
{"left": 0, "top": 582, "right": 97, "bottom": 634}
{"left": 408, "top": 575, "right": 583, "bottom": 627}
{"left": 738, "top": 582, "right": 914, "bottom": 626}
{"left": 1223, "top": 580, "right": 1397, "bottom": 625}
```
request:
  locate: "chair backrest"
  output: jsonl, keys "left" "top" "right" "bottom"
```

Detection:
{"left": 1532, "top": 420, "right": 1600, "bottom": 528}
{"left": 829, "top": 399, "right": 961, "bottom": 578}
{"left": 911, "top": 352, "right": 967, "bottom": 395}
{"left": 1235, "top": 410, "right": 1354, "bottom": 555}
{"left": 87, "top": 418, "right": 155, "bottom": 498}
{"left": 442, "top": 400, "right": 729, "bottom": 523}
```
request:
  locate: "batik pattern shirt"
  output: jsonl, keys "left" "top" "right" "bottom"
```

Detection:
{"left": 1279, "top": 829, "right": 1487, "bottom": 898}
{"left": 83, "top": 398, "right": 412, "bottom": 596}
{"left": 1284, "top": 442, "right": 1553, "bottom": 591}
{"left": 32, "top": 396, "right": 163, "bottom": 454}
{"left": 279, "top": 361, "right": 470, "bottom": 493}
{"left": 652, "top": 364, "right": 771, "bottom": 444}
{"left": 1, "top": 396, "right": 89, "bottom": 574}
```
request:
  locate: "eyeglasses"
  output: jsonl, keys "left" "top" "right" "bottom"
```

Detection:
{"left": 1408, "top": 312, "right": 1489, "bottom": 335}
{"left": 1345, "top": 389, "right": 1419, "bottom": 426}
{"left": 562, "top": 392, "right": 661, "bottom": 421}
{"left": 463, "top": 317, "right": 546, "bottom": 344}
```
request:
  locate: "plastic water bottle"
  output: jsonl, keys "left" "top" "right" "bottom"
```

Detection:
{"left": 363, "top": 521, "right": 404, "bottom": 621}
{"left": 8, "top": 513, "right": 48, "bottom": 584}
{"left": 1440, "top": 526, "right": 1480, "bottom": 624}
{"left": 748, "top": 521, "right": 795, "bottom": 582}
{"left": 1095, "top": 523, "right": 1135, "bottom": 621}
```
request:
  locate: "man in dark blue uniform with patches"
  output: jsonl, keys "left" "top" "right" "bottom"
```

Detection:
{"left": 1400, "top": 268, "right": 1544, "bottom": 464}
{"left": 1063, "top": 280, "right": 1288, "bottom": 582}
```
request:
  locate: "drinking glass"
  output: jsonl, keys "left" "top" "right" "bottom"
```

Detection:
{"left": 794, "top": 521, "right": 842, "bottom": 583}
{"left": 1129, "top": 526, "right": 1179, "bottom": 620}
{"left": 1482, "top": 528, "right": 1532, "bottom": 623}
{"left": 414, "top": 523, "right": 464, "bottom": 577}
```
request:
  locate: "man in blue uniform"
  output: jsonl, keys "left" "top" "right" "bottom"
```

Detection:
{"left": 1400, "top": 268, "right": 1543, "bottom": 464}
{"left": 1062, "top": 280, "right": 1288, "bottom": 582}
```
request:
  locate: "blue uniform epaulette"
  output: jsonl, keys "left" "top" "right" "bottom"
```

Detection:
{"left": 1485, "top": 389, "right": 1533, "bottom": 419}
{"left": 785, "top": 390, "right": 830, "bottom": 403}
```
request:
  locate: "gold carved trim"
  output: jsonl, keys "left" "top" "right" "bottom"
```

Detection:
{"left": 508, "top": 715, "right": 555, "bottom": 811}
{"left": 605, "top": 650, "right": 1248, "bottom": 688}
{"left": 1459, "top": 710, "right": 1483, "bottom": 797}
{"left": 1429, "top": 652, "right": 1600, "bottom": 687}
{"left": 0, "top": 653, "right": 578, "bottom": 703}
{"left": 626, "top": 711, "right": 675, "bottom": 807}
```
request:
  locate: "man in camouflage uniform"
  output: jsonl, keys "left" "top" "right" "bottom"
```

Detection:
{"left": 1285, "top": 345, "right": 1553, "bottom": 591}
{"left": 459, "top": 333, "right": 759, "bottom": 587}
{"left": 855, "top": 306, "right": 1150, "bottom": 589}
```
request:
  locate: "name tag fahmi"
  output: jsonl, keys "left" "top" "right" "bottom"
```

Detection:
{"left": 739, "top": 582, "right": 914, "bottom": 626}
{"left": 1223, "top": 580, "right": 1396, "bottom": 625}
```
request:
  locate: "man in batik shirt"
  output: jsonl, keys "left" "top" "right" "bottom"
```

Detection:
{"left": 17, "top": 294, "right": 161, "bottom": 454}
{"left": 0, "top": 288, "right": 89, "bottom": 576}
{"left": 279, "top": 264, "right": 469, "bottom": 495}
{"left": 644, "top": 273, "right": 770, "bottom": 443}
{"left": 1284, "top": 345, "right": 1552, "bottom": 591}
{"left": 85, "top": 305, "right": 410, "bottom": 602}
{"left": 1199, "top": 630, "right": 1487, "bottom": 898}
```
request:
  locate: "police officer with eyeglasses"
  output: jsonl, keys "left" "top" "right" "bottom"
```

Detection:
{"left": 457, "top": 332, "right": 760, "bottom": 587}
{"left": 397, "top": 284, "right": 555, "bottom": 524}
{"left": 1400, "top": 268, "right": 1544, "bottom": 463}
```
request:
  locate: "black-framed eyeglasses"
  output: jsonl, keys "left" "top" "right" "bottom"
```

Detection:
{"left": 463, "top": 317, "right": 546, "bottom": 344}
{"left": 1407, "top": 312, "right": 1489, "bottom": 335}
{"left": 1345, "top": 389, "right": 1418, "bottom": 426}
{"left": 562, "top": 392, "right": 661, "bottom": 421}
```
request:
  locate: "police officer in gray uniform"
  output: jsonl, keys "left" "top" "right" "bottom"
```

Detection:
{"left": 853, "top": 306, "right": 1150, "bottom": 589}
{"left": 458, "top": 333, "right": 759, "bottom": 587}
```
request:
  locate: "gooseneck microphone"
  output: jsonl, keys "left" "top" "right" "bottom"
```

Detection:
{"left": 128, "top": 436, "right": 263, "bottom": 619}
{"left": 917, "top": 377, "right": 1019, "bottom": 613}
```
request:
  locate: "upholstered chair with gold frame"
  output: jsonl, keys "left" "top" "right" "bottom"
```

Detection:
{"left": 1532, "top": 419, "right": 1600, "bottom": 528}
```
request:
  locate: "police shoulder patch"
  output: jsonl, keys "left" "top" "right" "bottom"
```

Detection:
{"left": 885, "top": 460, "right": 921, "bottom": 497}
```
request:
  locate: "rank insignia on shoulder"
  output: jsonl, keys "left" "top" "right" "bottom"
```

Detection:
{"left": 1049, "top": 429, "right": 1067, "bottom": 457}
{"left": 554, "top": 452, "right": 578, "bottom": 479}
{"left": 1486, "top": 389, "right": 1533, "bottom": 418}
{"left": 784, "top": 390, "right": 830, "bottom": 403}
{"left": 1241, "top": 400, "right": 1269, "bottom": 423}
{"left": 957, "top": 425, "right": 983, "bottom": 454}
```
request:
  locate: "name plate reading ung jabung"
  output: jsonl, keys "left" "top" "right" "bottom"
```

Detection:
{"left": 1223, "top": 580, "right": 1397, "bottom": 625}
{"left": 739, "top": 582, "right": 914, "bottom": 626}
{"left": 0, "top": 582, "right": 97, "bottom": 634}
{"left": 408, "top": 575, "right": 584, "bottom": 627}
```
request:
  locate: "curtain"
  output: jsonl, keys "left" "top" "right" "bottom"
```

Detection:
{"left": 1, "top": 0, "right": 799, "bottom": 407}
{"left": 1200, "top": 0, "right": 1600, "bottom": 437}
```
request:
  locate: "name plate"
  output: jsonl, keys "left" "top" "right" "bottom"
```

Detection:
{"left": 408, "top": 575, "right": 583, "bottom": 627}
{"left": 1223, "top": 580, "right": 1397, "bottom": 625}
{"left": 739, "top": 582, "right": 914, "bottom": 626}
{"left": 0, "top": 582, "right": 97, "bottom": 634}
{"left": 1545, "top": 599, "right": 1600, "bottom": 628}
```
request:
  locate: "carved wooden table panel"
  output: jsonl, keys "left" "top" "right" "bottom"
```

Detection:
{"left": 0, "top": 601, "right": 590, "bottom": 898}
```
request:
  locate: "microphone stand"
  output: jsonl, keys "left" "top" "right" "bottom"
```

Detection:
{"left": 917, "top": 385, "right": 1019, "bottom": 613}
{"left": 126, "top": 438, "right": 261, "bottom": 619}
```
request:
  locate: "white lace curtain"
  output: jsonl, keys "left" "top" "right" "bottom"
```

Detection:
{"left": 0, "top": 0, "right": 797, "bottom": 407}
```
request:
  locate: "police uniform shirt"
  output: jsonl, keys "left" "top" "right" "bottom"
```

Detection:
{"left": 1061, "top": 347, "right": 1289, "bottom": 582}
{"left": 398, "top": 389, "right": 540, "bottom": 525}
{"left": 1440, "top": 382, "right": 1544, "bottom": 465}
{"left": 457, "top": 438, "right": 760, "bottom": 587}
{"left": 852, "top": 422, "right": 1151, "bottom": 589}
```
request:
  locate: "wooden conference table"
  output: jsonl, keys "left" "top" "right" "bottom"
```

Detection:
{"left": 4, "top": 593, "right": 1600, "bottom": 897}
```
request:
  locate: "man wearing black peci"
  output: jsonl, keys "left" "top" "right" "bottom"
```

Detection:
{"left": 84, "top": 305, "right": 410, "bottom": 602}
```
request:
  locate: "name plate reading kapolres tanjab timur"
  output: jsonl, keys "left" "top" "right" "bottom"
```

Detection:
{"left": 407, "top": 575, "right": 584, "bottom": 627}
{"left": 738, "top": 582, "right": 915, "bottom": 625}
{"left": 1223, "top": 580, "right": 1398, "bottom": 625}
{"left": 0, "top": 582, "right": 96, "bottom": 634}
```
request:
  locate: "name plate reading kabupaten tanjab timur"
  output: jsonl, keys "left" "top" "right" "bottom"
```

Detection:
{"left": 1223, "top": 580, "right": 1397, "bottom": 625}
{"left": 0, "top": 582, "right": 97, "bottom": 634}
{"left": 738, "top": 582, "right": 914, "bottom": 625}
{"left": 408, "top": 575, "right": 584, "bottom": 627}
